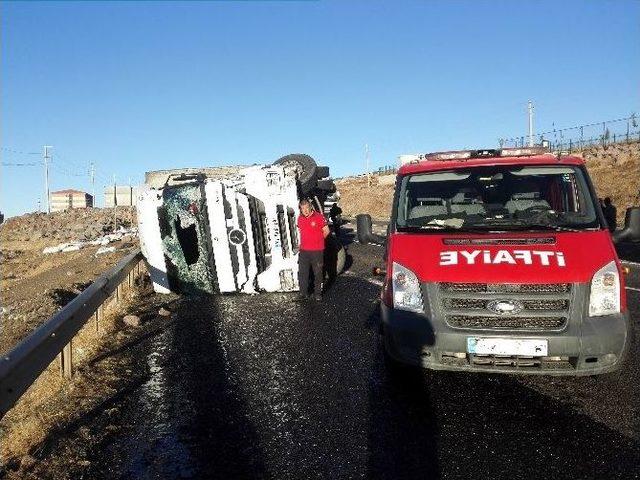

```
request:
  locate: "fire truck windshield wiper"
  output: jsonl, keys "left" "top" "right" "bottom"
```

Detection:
{"left": 398, "top": 224, "right": 461, "bottom": 232}
{"left": 519, "top": 222, "right": 586, "bottom": 233}
{"left": 470, "top": 218, "right": 586, "bottom": 232}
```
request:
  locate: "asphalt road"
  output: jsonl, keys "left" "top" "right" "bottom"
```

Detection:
{"left": 35, "top": 239, "right": 640, "bottom": 479}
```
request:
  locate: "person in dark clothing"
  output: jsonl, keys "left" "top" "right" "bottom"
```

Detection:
{"left": 329, "top": 203, "right": 343, "bottom": 235}
{"left": 602, "top": 197, "right": 617, "bottom": 233}
{"left": 297, "top": 199, "right": 330, "bottom": 300}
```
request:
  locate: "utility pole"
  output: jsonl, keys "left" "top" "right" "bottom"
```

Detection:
{"left": 90, "top": 162, "right": 96, "bottom": 207}
{"left": 528, "top": 100, "right": 534, "bottom": 147}
{"left": 43, "top": 146, "right": 52, "bottom": 213}
{"left": 128, "top": 176, "right": 132, "bottom": 206}
{"left": 365, "top": 144, "right": 371, "bottom": 188}
{"left": 37, "top": 198, "right": 41, "bottom": 213}
{"left": 113, "top": 174, "right": 117, "bottom": 232}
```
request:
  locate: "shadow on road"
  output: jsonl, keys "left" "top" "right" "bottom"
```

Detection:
{"left": 80, "top": 294, "right": 269, "bottom": 479}
{"left": 366, "top": 303, "right": 640, "bottom": 480}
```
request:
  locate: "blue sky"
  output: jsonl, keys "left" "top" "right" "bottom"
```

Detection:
{"left": 2, "top": 0, "right": 639, "bottom": 217}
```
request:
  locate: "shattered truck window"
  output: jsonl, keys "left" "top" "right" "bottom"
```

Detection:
{"left": 159, "top": 184, "right": 218, "bottom": 294}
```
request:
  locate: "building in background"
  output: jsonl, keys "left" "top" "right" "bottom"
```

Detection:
{"left": 50, "top": 189, "right": 94, "bottom": 212}
{"left": 104, "top": 185, "right": 138, "bottom": 207}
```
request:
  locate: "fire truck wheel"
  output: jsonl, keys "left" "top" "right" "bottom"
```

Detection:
{"left": 380, "top": 327, "right": 422, "bottom": 381}
{"left": 274, "top": 153, "right": 318, "bottom": 195}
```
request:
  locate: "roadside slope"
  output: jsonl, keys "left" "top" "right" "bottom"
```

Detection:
{"left": 336, "top": 142, "right": 640, "bottom": 221}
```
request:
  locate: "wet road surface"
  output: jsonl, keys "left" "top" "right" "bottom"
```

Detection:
{"left": 51, "top": 242, "right": 640, "bottom": 479}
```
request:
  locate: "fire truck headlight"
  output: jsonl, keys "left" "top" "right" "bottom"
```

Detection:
{"left": 392, "top": 262, "right": 423, "bottom": 313}
{"left": 589, "top": 261, "right": 621, "bottom": 317}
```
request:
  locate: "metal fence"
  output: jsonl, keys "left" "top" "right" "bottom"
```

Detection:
{"left": 0, "top": 249, "right": 145, "bottom": 418}
{"left": 500, "top": 115, "right": 640, "bottom": 152}
{"left": 373, "top": 165, "right": 398, "bottom": 175}
{"left": 502, "top": 130, "right": 640, "bottom": 152}
{"left": 547, "top": 131, "right": 640, "bottom": 153}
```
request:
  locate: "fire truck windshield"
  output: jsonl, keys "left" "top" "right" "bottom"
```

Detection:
{"left": 395, "top": 165, "right": 602, "bottom": 232}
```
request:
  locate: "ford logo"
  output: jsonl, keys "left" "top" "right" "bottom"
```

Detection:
{"left": 486, "top": 299, "right": 524, "bottom": 315}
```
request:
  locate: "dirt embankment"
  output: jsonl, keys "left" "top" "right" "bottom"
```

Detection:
{"left": 0, "top": 207, "right": 136, "bottom": 245}
{"left": 581, "top": 142, "right": 640, "bottom": 222}
{"left": 0, "top": 207, "right": 138, "bottom": 355}
{"left": 335, "top": 175, "right": 396, "bottom": 220}
{"left": 336, "top": 142, "right": 640, "bottom": 222}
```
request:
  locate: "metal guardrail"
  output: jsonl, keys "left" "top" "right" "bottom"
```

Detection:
{"left": 0, "top": 249, "right": 144, "bottom": 419}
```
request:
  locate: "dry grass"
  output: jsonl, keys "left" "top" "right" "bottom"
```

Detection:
{"left": 0, "top": 276, "right": 143, "bottom": 471}
{"left": 335, "top": 175, "right": 395, "bottom": 220}
{"left": 578, "top": 142, "right": 640, "bottom": 224}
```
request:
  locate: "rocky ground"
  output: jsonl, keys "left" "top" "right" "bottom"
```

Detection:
{"left": 0, "top": 207, "right": 138, "bottom": 355}
{"left": 0, "top": 207, "right": 136, "bottom": 244}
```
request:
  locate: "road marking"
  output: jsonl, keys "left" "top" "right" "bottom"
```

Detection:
{"left": 626, "top": 287, "right": 640, "bottom": 292}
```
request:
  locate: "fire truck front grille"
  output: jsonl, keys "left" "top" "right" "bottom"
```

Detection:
{"left": 443, "top": 298, "right": 569, "bottom": 311}
{"left": 440, "top": 282, "right": 571, "bottom": 294}
{"left": 447, "top": 315, "right": 567, "bottom": 330}
{"left": 438, "top": 282, "right": 572, "bottom": 332}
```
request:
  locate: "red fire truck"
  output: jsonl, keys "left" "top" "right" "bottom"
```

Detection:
{"left": 359, "top": 147, "right": 631, "bottom": 375}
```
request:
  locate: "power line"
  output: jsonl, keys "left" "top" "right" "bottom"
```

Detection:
{"left": 0, "top": 146, "right": 40, "bottom": 155}
{"left": 2, "top": 161, "right": 40, "bottom": 167}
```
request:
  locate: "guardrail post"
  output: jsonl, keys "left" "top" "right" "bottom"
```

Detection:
{"left": 116, "top": 282, "right": 121, "bottom": 302}
{"left": 59, "top": 341, "right": 73, "bottom": 379}
{"left": 94, "top": 307, "right": 100, "bottom": 333}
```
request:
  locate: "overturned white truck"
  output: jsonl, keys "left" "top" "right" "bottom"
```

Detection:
{"left": 137, "top": 154, "right": 345, "bottom": 295}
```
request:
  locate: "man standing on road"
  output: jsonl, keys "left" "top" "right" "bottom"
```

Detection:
{"left": 329, "top": 203, "right": 343, "bottom": 236}
{"left": 602, "top": 197, "right": 617, "bottom": 233}
{"left": 297, "top": 199, "right": 330, "bottom": 301}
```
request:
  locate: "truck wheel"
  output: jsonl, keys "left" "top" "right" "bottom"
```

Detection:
{"left": 316, "top": 179, "right": 336, "bottom": 193}
{"left": 380, "top": 327, "right": 422, "bottom": 382}
{"left": 275, "top": 154, "right": 317, "bottom": 195}
{"left": 356, "top": 214, "right": 373, "bottom": 243}
{"left": 316, "top": 166, "right": 330, "bottom": 179}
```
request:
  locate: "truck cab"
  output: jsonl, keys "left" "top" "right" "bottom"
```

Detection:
{"left": 137, "top": 155, "right": 344, "bottom": 296}
{"left": 374, "top": 147, "right": 631, "bottom": 375}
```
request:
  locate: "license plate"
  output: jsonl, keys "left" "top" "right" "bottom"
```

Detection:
{"left": 467, "top": 337, "right": 548, "bottom": 356}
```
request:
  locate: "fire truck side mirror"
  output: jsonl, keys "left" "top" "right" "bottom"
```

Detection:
{"left": 613, "top": 207, "right": 640, "bottom": 244}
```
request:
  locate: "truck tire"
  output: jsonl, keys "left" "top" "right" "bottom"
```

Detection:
{"left": 275, "top": 154, "right": 317, "bottom": 195}
{"left": 356, "top": 214, "right": 373, "bottom": 244}
{"left": 381, "top": 326, "right": 422, "bottom": 383}
{"left": 316, "top": 179, "right": 336, "bottom": 193}
{"left": 316, "top": 166, "right": 330, "bottom": 179}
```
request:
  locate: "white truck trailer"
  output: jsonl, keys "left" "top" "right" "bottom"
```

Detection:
{"left": 137, "top": 154, "right": 343, "bottom": 295}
